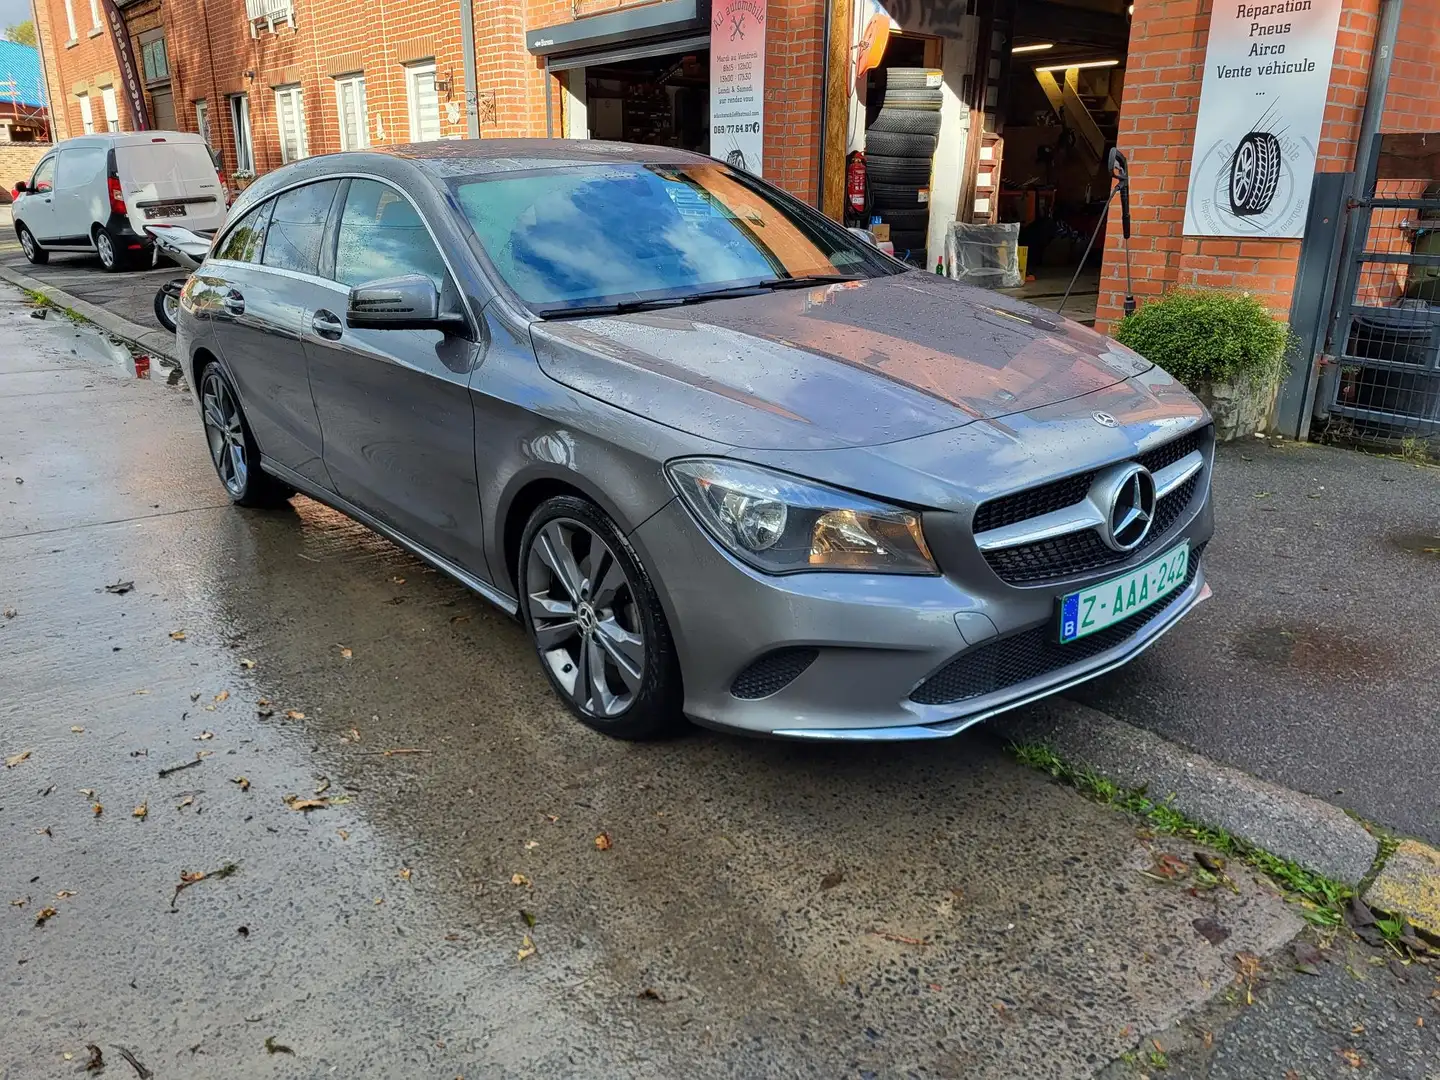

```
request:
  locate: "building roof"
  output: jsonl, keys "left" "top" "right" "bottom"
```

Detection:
{"left": 0, "top": 40, "right": 47, "bottom": 110}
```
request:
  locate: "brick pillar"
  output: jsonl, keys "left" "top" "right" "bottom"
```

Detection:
{"left": 1093, "top": 0, "right": 1440, "bottom": 333}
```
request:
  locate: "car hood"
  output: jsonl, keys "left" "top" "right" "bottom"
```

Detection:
{"left": 529, "top": 271, "right": 1153, "bottom": 450}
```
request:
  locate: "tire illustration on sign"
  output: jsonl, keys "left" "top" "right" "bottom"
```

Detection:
{"left": 1228, "top": 131, "right": 1282, "bottom": 217}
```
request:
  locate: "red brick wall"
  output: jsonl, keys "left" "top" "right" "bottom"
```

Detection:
{"left": 34, "top": 0, "right": 126, "bottom": 136}
{"left": 1096, "top": 0, "right": 1440, "bottom": 332}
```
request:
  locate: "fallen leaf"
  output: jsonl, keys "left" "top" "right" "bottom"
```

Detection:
{"left": 1339, "top": 1048, "right": 1364, "bottom": 1068}
{"left": 282, "top": 794, "right": 328, "bottom": 811}
{"left": 34, "top": 906, "right": 57, "bottom": 926}
{"left": 257, "top": 707, "right": 274, "bottom": 718}
{"left": 2, "top": 607, "right": 15, "bottom": 619}
{"left": 36, "top": 826, "right": 51, "bottom": 837}
{"left": 91, "top": 802, "right": 103, "bottom": 816}
{"left": 286, "top": 710, "right": 306, "bottom": 721}
{"left": 55, "top": 890, "right": 75, "bottom": 899}
{"left": 171, "top": 863, "right": 238, "bottom": 909}
{"left": 132, "top": 802, "right": 148, "bottom": 820}
{"left": 257, "top": 697, "right": 270, "bottom": 706}
{"left": 545, "top": 814, "right": 559, "bottom": 823}
{"left": 4, "top": 749, "right": 32, "bottom": 768}
{"left": 239, "top": 658, "right": 256, "bottom": 670}
{"left": 1253, "top": 491, "right": 1272, "bottom": 499}
{"left": 133, "top": 689, "right": 150, "bottom": 695}
{"left": 391, "top": 576, "right": 405, "bottom": 584}
{"left": 637, "top": 988, "right": 664, "bottom": 1002}
{"left": 524, "top": 839, "right": 540, "bottom": 850}
{"left": 70, "top": 726, "right": 84, "bottom": 734}
{"left": 1194, "top": 851, "right": 1226, "bottom": 874}
{"left": 868, "top": 928, "right": 926, "bottom": 946}
{"left": 213, "top": 690, "right": 229, "bottom": 703}
{"left": 1294, "top": 940, "right": 1325, "bottom": 968}
{"left": 79, "top": 788, "right": 94, "bottom": 797}
{"left": 169, "top": 629, "right": 187, "bottom": 641}
{"left": 1233, "top": 951, "right": 1262, "bottom": 1005}
{"left": 196, "top": 749, "right": 213, "bottom": 758}
{"left": 398, "top": 868, "right": 412, "bottom": 881}
{"left": 450, "top": 614, "right": 471, "bottom": 625}
{"left": 820, "top": 870, "right": 845, "bottom": 890}
{"left": 337, "top": 829, "right": 349, "bottom": 841}
{"left": 314, "top": 777, "right": 330, "bottom": 796}
{"left": 203, "top": 704, "right": 216, "bottom": 712}
{"left": 230, "top": 776, "right": 250, "bottom": 792}
{"left": 104, "top": 581, "right": 135, "bottom": 594}
{"left": 264, "top": 1036, "right": 294, "bottom": 1056}
{"left": 194, "top": 731, "right": 214, "bottom": 741}
{"left": 1193, "top": 918, "right": 1231, "bottom": 946}
{"left": 520, "top": 909, "right": 536, "bottom": 928}
{"left": 337, "top": 645, "right": 352, "bottom": 660}
{"left": 9, "top": 897, "right": 26, "bottom": 907}
{"left": 594, "top": 832, "right": 613, "bottom": 851}
{"left": 1419, "top": 1017, "right": 1426, "bottom": 1028}
{"left": 517, "top": 934, "right": 537, "bottom": 961}
{"left": 1153, "top": 852, "right": 1189, "bottom": 879}
{"left": 1348, "top": 896, "right": 1377, "bottom": 928}
{"left": 176, "top": 795, "right": 194, "bottom": 810}
{"left": 510, "top": 873, "right": 531, "bottom": 887}
{"left": 84, "top": 1044, "right": 104, "bottom": 1072}
{"left": 190, "top": 692, "right": 201, "bottom": 702}
{"left": 111, "top": 1045, "right": 152, "bottom": 1079}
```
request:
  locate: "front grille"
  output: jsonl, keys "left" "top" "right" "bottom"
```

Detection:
{"left": 910, "top": 543, "right": 1206, "bottom": 706}
{"left": 976, "top": 427, "right": 1209, "bottom": 586}
{"left": 730, "top": 648, "right": 819, "bottom": 699}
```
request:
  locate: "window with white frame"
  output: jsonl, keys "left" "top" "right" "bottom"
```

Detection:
{"left": 405, "top": 62, "right": 440, "bottom": 143}
{"left": 89, "top": 0, "right": 101, "bottom": 30}
{"left": 274, "top": 85, "right": 307, "bottom": 163}
{"left": 334, "top": 74, "right": 367, "bottom": 151}
{"left": 100, "top": 86, "right": 119, "bottom": 132}
{"left": 195, "top": 99, "right": 212, "bottom": 148}
{"left": 77, "top": 92, "right": 94, "bottom": 134}
{"left": 63, "top": 0, "right": 77, "bottom": 41}
{"left": 229, "top": 94, "right": 253, "bottom": 173}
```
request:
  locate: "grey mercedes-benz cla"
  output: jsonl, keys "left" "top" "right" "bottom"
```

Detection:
{"left": 179, "top": 140, "right": 1213, "bottom": 742}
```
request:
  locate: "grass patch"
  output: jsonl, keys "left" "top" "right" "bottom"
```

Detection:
{"left": 1012, "top": 741, "right": 1352, "bottom": 927}
{"left": 21, "top": 287, "right": 86, "bottom": 325}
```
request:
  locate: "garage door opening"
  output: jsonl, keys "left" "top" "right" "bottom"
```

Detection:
{"left": 560, "top": 47, "right": 711, "bottom": 154}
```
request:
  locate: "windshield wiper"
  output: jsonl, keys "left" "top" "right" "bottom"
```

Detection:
{"left": 760, "top": 273, "right": 865, "bottom": 289}
{"left": 541, "top": 285, "right": 775, "bottom": 319}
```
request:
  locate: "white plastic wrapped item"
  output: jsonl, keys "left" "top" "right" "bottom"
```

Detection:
{"left": 945, "top": 221, "right": 1021, "bottom": 289}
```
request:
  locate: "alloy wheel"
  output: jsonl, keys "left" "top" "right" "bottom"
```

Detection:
{"left": 526, "top": 518, "right": 646, "bottom": 718}
{"left": 19, "top": 230, "right": 35, "bottom": 260}
{"left": 96, "top": 231, "right": 114, "bottom": 268}
{"left": 201, "top": 370, "right": 248, "bottom": 497}
{"left": 162, "top": 294, "right": 179, "bottom": 326}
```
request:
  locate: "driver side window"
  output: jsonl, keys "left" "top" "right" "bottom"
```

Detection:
{"left": 30, "top": 156, "right": 55, "bottom": 194}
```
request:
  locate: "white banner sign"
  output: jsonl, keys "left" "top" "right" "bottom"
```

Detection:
{"left": 711, "top": 0, "right": 766, "bottom": 175}
{"left": 1183, "top": 0, "right": 1345, "bottom": 238}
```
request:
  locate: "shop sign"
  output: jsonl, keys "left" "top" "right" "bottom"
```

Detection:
{"left": 1183, "top": 0, "right": 1344, "bottom": 238}
{"left": 711, "top": 0, "right": 766, "bottom": 175}
{"left": 102, "top": 0, "right": 150, "bottom": 131}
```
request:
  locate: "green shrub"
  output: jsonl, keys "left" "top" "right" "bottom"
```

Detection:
{"left": 1112, "top": 290, "right": 1289, "bottom": 391}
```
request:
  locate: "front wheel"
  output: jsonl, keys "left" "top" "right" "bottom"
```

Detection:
{"left": 518, "top": 496, "right": 683, "bottom": 740}
{"left": 154, "top": 284, "right": 180, "bottom": 332}
{"left": 198, "top": 363, "right": 293, "bottom": 507}
{"left": 17, "top": 225, "right": 47, "bottom": 265}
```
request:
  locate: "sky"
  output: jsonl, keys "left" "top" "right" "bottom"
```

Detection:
{"left": 0, "top": 0, "right": 31, "bottom": 34}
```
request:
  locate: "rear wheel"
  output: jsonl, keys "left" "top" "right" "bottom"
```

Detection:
{"left": 519, "top": 496, "right": 683, "bottom": 740}
{"left": 17, "top": 225, "right": 47, "bottom": 265}
{"left": 94, "top": 227, "right": 124, "bottom": 272}
{"left": 198, "top": 362, "right": 293, "bottom": 507}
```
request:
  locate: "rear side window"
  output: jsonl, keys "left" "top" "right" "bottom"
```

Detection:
{"left": 262, "top": 180, "right": 339, "bottom": 275}
{"left": 333, "top": 178, "right": 448, "bottom": 288}
{"left": 57, "top": 147, "right": 106, "bottom": 191}
{"left": 214, "top": 200, "right": 272, "bottom": 264}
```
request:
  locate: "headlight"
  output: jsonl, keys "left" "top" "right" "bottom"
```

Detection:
{"left": 667, "top": 459, "right": 936, "bottom": 575}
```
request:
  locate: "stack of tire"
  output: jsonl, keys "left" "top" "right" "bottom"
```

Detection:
{"left": 866, "top": 68, "right": 943, "bottom": 264}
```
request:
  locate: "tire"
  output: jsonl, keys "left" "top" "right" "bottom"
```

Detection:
{"left": 865, "top": 130, "right": 936, "bottom": 158}
{"left": 870, "top": 182, "right": 927, "bottom": 208}
{"left": 16, "top": 224, "right": 47, "bottom": 265}
{"left": 889, "top": 229, "right": 928, "bottom": 255}
{"left": 866, "top": 155, "right": 934, "bottom": 184}
{"left": 879, "top": 87, "right": 942, "bottom": 110}
{"left": 154, "top": 287, "right": 179, "bottom": 333}
{"left": 1228, "top": 131, "right": 1282, "bottom": 217}
{"left": 518, "top": 496, "right": 683, "bottom": 740}
{"left": 869, "top": 109, "right": 942, "bottom": 136}
{"left": 197, "top": 362, "right": 294, "bottom": 507}
{"left": 94, "top": 227, "right": 125, "bottom": 272}
{"left": 886, "top": 67, "right": 942, "bottom": 91}
{"left": 877, "top": 209, "right": 930, "bottom": 232}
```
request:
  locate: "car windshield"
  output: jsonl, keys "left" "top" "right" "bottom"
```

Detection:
{"left": 448, "top": 162, "right": 900, "bottom": 315}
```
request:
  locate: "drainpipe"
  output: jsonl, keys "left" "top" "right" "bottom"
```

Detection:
{"left": 816, "top": 0, "right": 833, "bottom": 212}
{"left": 1352, "top": 0, "right": 1403, "bottom": 194}
{"left": 31, "top": 0, "right": 59, "bottom": 140}
{"left": 460, "top": 0, "right": 479, "bottom": 138}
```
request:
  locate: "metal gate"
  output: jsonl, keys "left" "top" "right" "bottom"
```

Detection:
{"left": 1320, "top": 138, "right": 1440, "bottom": 449}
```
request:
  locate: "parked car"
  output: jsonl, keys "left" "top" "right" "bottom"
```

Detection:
{"left": 178, "top": 140, "right": 1214, "bottom": 742}
{"left": 13, "top": 131, "right": 227, "bottom": 271}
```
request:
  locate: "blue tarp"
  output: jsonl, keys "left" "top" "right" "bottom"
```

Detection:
{"left": 0, "top": 39, "right": 46, "bottom": 109}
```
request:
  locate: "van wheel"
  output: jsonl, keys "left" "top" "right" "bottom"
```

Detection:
{"left": 94, "top": 227, "right": 124, "bottom": 272}
{"left": 17, "top": 225, "right": 47, "bottom": 265}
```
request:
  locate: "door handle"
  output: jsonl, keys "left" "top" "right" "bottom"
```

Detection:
{"left": 311, "top": 309, "right": 343, "bottom": 341}
{"left": 222, "top": 289, "right": 245, "bottom": 316}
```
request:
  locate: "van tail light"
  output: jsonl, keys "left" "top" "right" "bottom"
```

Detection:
{"left": 107, "top": 175, "right": 126, "bottom": 214}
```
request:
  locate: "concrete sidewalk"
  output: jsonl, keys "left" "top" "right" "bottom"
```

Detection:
{"left": 1072, "top": 437, "right": 1440, "bottom": 845}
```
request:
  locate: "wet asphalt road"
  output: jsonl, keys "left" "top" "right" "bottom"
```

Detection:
{"left": 0, "top": 287, "right": 1311, "bottom": 1078}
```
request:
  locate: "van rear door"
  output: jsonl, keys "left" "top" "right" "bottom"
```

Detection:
{"left": 115, "top": 139, "right": 226, "bottom": 235}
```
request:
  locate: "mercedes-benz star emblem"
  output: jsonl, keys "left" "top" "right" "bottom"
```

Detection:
{"left": 1092, "top": 411, "right": 1118, "bottom": 428}
{"left": 1104, "top": 465, "right": 1156, "bottom": 551}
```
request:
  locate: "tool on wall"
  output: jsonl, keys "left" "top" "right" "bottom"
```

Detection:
{"left": 1060, "top": 147, "right": 1136, "bottom": 318}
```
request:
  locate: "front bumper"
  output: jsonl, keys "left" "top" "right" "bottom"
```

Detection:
{"left": 631, "top": 489, "right": 1213, "bottom": 741}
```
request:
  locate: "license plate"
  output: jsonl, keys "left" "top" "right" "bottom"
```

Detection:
{"left": 145, "top": 204, "right": 186, "bottom": 218}
{"left": 1059, "top": 542, "right": 1190, "bottom": 643}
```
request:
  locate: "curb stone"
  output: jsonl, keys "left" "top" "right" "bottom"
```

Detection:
{"left": 0, "top": 262, "right": 178, "bottom": 366}
{"left": 991, "top": 698, "right": 1380, "bottom": 885}
{"left": 1364, "top": 839, "right": 1440, "bottom": 943}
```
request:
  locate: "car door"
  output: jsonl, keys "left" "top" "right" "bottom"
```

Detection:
{"left": 302, "top": 177, "right": 487, "bottom": 570}
{"left": 54, "top": 145, "right": 106, "bottom": 243}
{"left": 205, "top": 191, "right": 331, "bottom": 490}
{"left": 19, "top": 153, "right": 57, "bottom": 241}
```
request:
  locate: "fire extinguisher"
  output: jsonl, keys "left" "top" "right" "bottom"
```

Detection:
{"left": 846, "top": 151, "right": 867, "bottom": 219}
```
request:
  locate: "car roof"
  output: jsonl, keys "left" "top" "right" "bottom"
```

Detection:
{"left": 54, "top": 130, "right": 207, "bottom": 150}
{"left": 379, "top": 138, "right": 715, "bottom": 178}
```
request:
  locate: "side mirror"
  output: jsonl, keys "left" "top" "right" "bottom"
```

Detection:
{"left": 347, "top": 274, "right": 466, "bottom": 333}
{"left": 13, "top": 180, "right": 27, "bottom": 194}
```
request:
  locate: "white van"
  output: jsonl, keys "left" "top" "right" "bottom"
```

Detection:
{"left": 13, "top": 131, "right": 227, "bottom": 272}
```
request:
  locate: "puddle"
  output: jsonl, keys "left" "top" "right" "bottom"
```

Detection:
{"left": 1388, "top": 531, "right": 1440, "bottom": 557}
{"left": 1232, "top": 622, "right": 1397, "bottom": 678}
{"left": 33, "top": 314, "right": 141, "bottom": 375}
